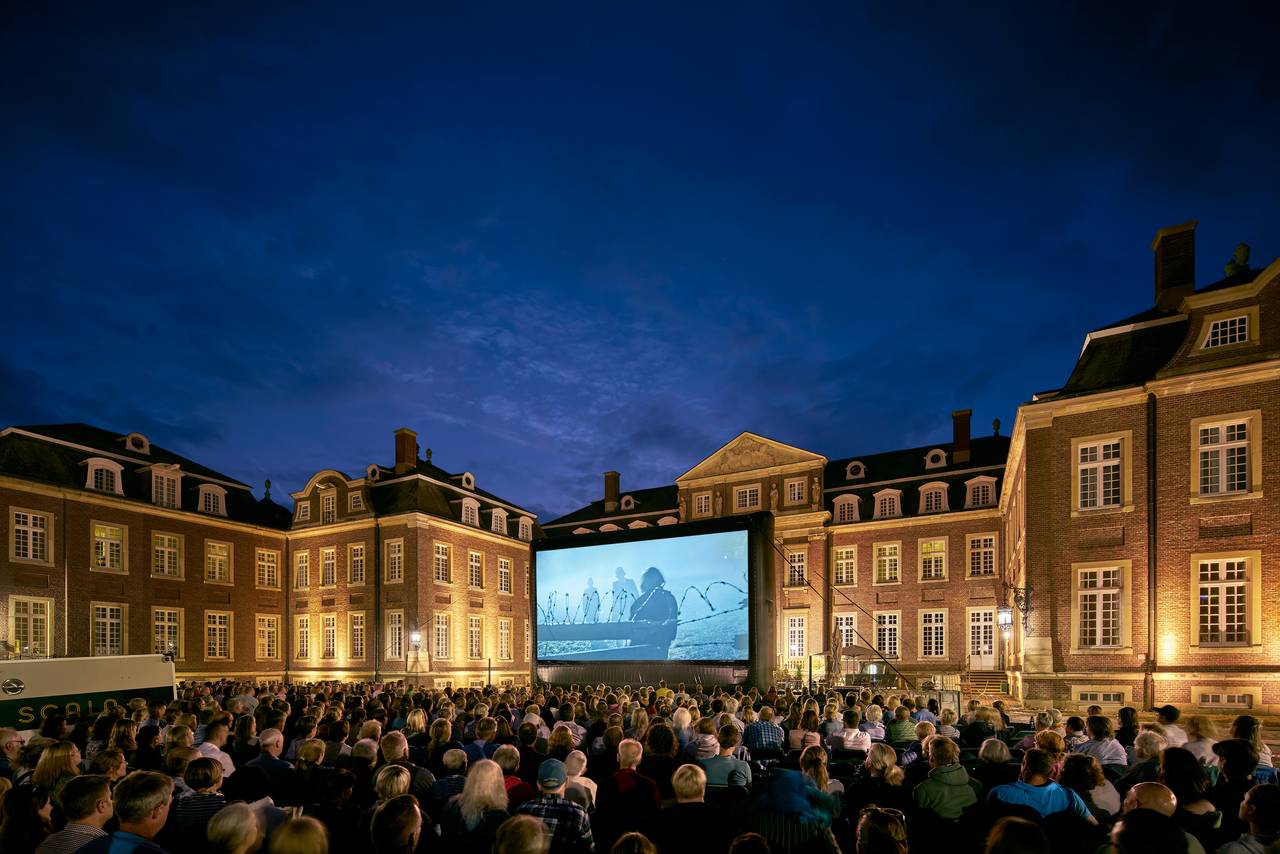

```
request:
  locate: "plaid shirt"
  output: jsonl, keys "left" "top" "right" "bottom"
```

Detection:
{"left": 516, "top": 793, "right": 594, "bottom": 853}
{"left": 744, "top": 720, "right": 786, "bottom": 752}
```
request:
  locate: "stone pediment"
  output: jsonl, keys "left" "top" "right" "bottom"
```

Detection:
{"left": 677, "top": 432, "right": 826, "bottom": 482}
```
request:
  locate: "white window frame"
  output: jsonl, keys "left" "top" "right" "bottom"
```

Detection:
{"left": 833, "top": 495, "right": 859, "bottom": 524}
{"left": 86, "top": 458, "right": 124, "bottom": 495}
{"left": 198, "top": 484, "right": 227, "bottom": 517}
{"left": 91, "top": 521, "right": 127, "bottom": 574}
{"left": 295, "top": 615, "right": 311, "bottom": 660}
{"left": 152, "top": 532, "right": 183, "bottom": 579}
{"left": 348, "top": 543, "right": 366, "bottom": 585}
{"left": 785, "top": 478, "right": 807, "bottom": 506}
{"left": 321, "top": 491, "right": 336, "bottom": 524}
{"left": 1077, "top": 566, "right": 1123, "bottom": 649}
{"left": 923, "top": 449, "right": 947, "bottom": 470}
{"left": 966, "top": 533, "right": 997, "bottom": 578}
{"left": 499, "top": 617, "right": 512, "bottom": 660}
{"left": 786, "top": 550, "right": 807, "bottom": 587}
{"left": 1203, "top": 314, "right": 1249, "bottom": 349}
{"left": 206, "top": 610, "right": 232, "bottom": 660}
{"left": 467, "top": 615, "right": 483, "bottom": 660}
{"left": 434, "top": 542, "right": 451, "bottom": 584}
{"left": 255, "top": 548, "right": 279, "bottom": 589}
{"left": 518, "top": 517, "right": 533, "bottom": 541}
{"left": 834, "top": 613, "right": 857, "bottom": 649}
{"left": 965, "top": 476, "right": 997, "bottom": 509}
{"left": 874, "top": 610, "right": 900, "bottom": 659}
{"left": 918, "top": 536, "right": 947, "bottom": 582}
{"left": 320, "top": 547, "right": 337, "bottom": 587}
{"left": 9, "top": 595, "right": 53, "bottom": 656}
{"left": 152, "top": 606, "right": 182, "bottom": 657}
{"left": 204, "top": 541, "right": 232, "bottom": 585}
{"left": 434, "top": 612, "right": 451, "bottom": 660}
{"left": 786, "top": 614, "right": 807, "bottom": 666}
{"left": 468, "top": 551, "right": 484, "bottom": 589}
{"left": 349, "top": 612, "right": 366, "bottom": 659}
{"left": 461, "top": 498, "right": 480, "bottom": 527}
{"left": 385, "top": 539, "right": 404, "bottom": 583}
{"left": 873, "top": 542, "right": 901, "bottom": 585}
{"left": 920, "top": 609, "right": 947, "bottom": 658}
{"left": 498, "top": 557, "right": 512, "bottom": 594}
{"left": 321, "top": 614, "right": 337, "bottom": 659}
{"left": 256, "top": 614, "right": 280, "bottom": 661}
{"left": 734, "top": 484, "right": 761, "bottom": 512}
{"left": 833, "top": 546, "right": 856, "bottom": 586}
{"left": 386, "top": 610, "right": 405, "bottom": 659}
{"left": 872, "top": 489, "right": 902, "bottom": 520}
{"left": 10, "top": 508, "right": 52, "bottom": 564}
{"left": 920, "top": 483, "right": 949, "bottom": 514}
{"left": 694, "top": 492, "right": 712, "bottom": 517}
{"left": 151, "top": 468, "right": 180, "bottom": 509}
{"left": 492, "top": 508, "right": 508, "bottom": 534}
{"left": 348, "top": 491, "right": 364, "bottom": 512}
{"left": 845, "top": 461, "right": 865, "bottom": 479}
{"left": 91, "top": 602, "right": 127, "bottom": 656}
{"left": 1076, "top": 438, "right": 1123, "bottom": 510}
{"left": 1197, "top": 419, "right": 1250, "bottom": 496}
{"left": 294, "top": 550, "right": 311, "bottom": 589}
{"left": 1197, "top": 557, "right": 1250, "bottom": 646}
{"left": 296, "top": 500, "right": 311, "bottom": 522}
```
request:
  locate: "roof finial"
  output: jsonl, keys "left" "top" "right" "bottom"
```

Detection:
{"left": 264, "top": 479, "right": 272, "bottom": 498}
{"left": 425, "top": 447, "right": 432, "bottom": 463}
{"left": 992, "top": 418, "right": 1001, "bottom": 437}
{"left": 1225, "top": 243, "right": 1251, "bottom": 277}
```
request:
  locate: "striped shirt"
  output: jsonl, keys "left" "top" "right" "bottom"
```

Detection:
{"left": 36, "top": 823, "right": 108, "bottom": 854}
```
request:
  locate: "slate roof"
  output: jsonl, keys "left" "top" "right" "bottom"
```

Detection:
{"left": 362, "top": 458, "right": 542, "bottom": 539}
{"left": 542, "top": 485, "right": 679, "bottom": 528}
{"left": 825, "top": 435, "right": 1009, "bottom": 491}
{"left": 0, "top": 426, "right": 291, "bottom": 528}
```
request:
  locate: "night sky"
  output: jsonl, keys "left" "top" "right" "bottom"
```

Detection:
{"left": 3, "top": 3, "right": 1278, "bottom": 520}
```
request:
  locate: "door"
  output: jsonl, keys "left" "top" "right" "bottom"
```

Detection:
{"left": 968, "top": 608, "right": 996, "bottom": 670}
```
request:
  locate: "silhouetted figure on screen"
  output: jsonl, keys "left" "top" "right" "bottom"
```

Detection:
{"left": 581, "top": 578, "right": 601, "bottom": 623}
{"left": 630, "top": 566, "right": 678, "bottom": 655}
{"left": 609, "top": 567, "right": 639, "bottom": 621}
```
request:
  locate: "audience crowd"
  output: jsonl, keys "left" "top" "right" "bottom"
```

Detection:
{"left": 0, "top": 680, "right": 1277, "bottom": 854}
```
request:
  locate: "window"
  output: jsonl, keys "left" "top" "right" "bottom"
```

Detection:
{"left": 967, "top": 535, "right": 996, "bottom": 577}
{"left": 349, "top": 544, "right": 366, "bottom": 584}
{"left": 256, "top": 615, "right": 279, "bottom": 660}
{"left": 11, "top": 510, "right": 50, "bottom": 563}
{"left": 492, "top": 509, "right": 508, "bottom": 534}
{"left": 924, "top": 449, "right": 947, "bottom": 470}
{"left": 434, "top": 543, "right": 451, "bottom": 583}
{"left": 87, "top": 459, "right": 123, "bottom": 494}
{"left": 294, "top": 551, "right": 310, "bottom": 589}
{"left": 921, "top": 485, "right": 947, "bottom": 514}
{"left": 1078, "top": 691, "right": 1123, "bottom": 704}
{"left": 1078, "top": 567, "right": 1122, "bottom": 648}
{"left": 387, "top": 611, "right": 404, "bottom": 659}
{"left": 620, "top": 496, "right": 635, "bottom": 511}
{"left": 92, "top": 603, "right": 125, "bottom": 655}
{"left": 875, "top": 612, "right": 900, "bottom": 658}
{"left": 786, "top": 478, "right": 806, "bottom": 505}
{"left": 434, "top": 613, "right": 450, "bottom": 659}
{"left": 1198, "top": 692, "right": 1252, "bottom": 709}
{"left": 834, "top": 547, "right": 856, "bottom": 585}
{"left": 834, "top": 496, "right": 858, "bottom": 523}
{"left": 525, "top": 563, "right": 531, "bottom": 597}
{"left": 386, "top": 540, "right": 404, "bottom": 583}
{"left": 1204, "top": 315, "right": 1249, "bottom": 348}
{"left": 10, "top": 596, "right": 52, "bottom": 656}
{"left": 524, "top": 619, "right": 531, "bottom": 661}
{"left": 786, "top": 551, "right": 807, "bottom": 587}
{"left": 153, "top": 607, "right": 181, "bottom": 655}
{"left": 320, "top": 547, "right": 336, "bottom": 587}
{"left": 468, "top": 616, "right": 483, "bottom": 659}
{"left": 874, "top": 543, "right": 900, "bottom": 584}
{"left": 873, "top": 490, "right": 901, "bottom": 519}
{"left": 198, "top": 485, "right": 226, "bottom": 516}
{"left": 966, "top": 477, "right": 997, "bottom": 508}
{"left": 322, "top": 615, "right": 336, "bottom": 658}
{"left": 499, "top": 558, "right": 512, "bottom": 594}
{"left": 519, "top": 517, "right": 533, "bottom": 541}
{"left": 295, "top": 617, "right": 311, "bottom": 659}
{"left": 321, "top": 492, "right": 336, "bottom": 524}
{"left": 349, "top": 492, "right": 364, "bottom": 512}
{"left": 152, "top": 471, "right": 179, "bottom": 508}
{"left": 919, "top": 538, "right": 947, "bottom": 581}
{"left": 499, "top": 618, "right": 512, "bottom": 660}
{"left": 462, "top": 499, "right": 479, "bottom": 526}
{"left": 920, "top": 610, "right": 946, "bottom": 658}
{"left": 787, "top": 615, "right": 806, "bottom": 665}
{"left": 1198, "top": 420, "right": 1249, "bottom": 495}
{"left": 468, "top": 551, "right": 484, "bottom": 588}
{"left": 835, "top": 614, "right": 857, "bottom": 649}
{"left": 206, "top": 611, "right": 231, "bottom": 660}
{"left": 254, "top": 549, "right": 279, "bottom": 588}
{"left": 297, "top": 501, "right": 311, "bottom": 522}
{"left": 734, "top": 485, "right": 761, "bottom": 511}
{"left": 349, "top": 613, "right": 366, "bottom": 659}
{"left": 153, "top": 533, "right": 182, "bottom": 578}
{"left": 92, "top": 523, "right": 125, "bottom": 573}
{"left": 1198, "top": 558, "right": 1249, "bottom": 645}
{"left": 694, "top": 493, "right": 712, "bottom": 516}
{"left": 846, "top": 461, "right": 865, "bottom": 479}
{"left": 1077, "top": 439, "right": 1122, "bottom": 509}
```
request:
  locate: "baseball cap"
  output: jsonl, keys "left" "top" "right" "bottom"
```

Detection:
{"left": 1151, "top": 704, "right": 1180, "bottom": 722}
{"left": 538, "top": 758, "right": 568, "bottom": 789}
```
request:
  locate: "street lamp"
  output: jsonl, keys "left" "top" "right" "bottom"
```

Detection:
{"left": 409, "top": 631, "right": 422, "bottom": 650}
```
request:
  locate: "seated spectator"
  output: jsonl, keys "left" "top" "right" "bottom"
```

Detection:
{"left": 320, "top": 720, "right": 349, "bottom": 767}
{"left": 1115, "top": 731, "right": 1167, "bottom": 797}
{"left": 465, "top": 717, "right": 501, "bottom": 764}
{"left": 913, "top": 735, "right": 980, "bottom": 820}
{"left": 1, "top": 782, "right": 54, "bottom": 851}
{"left": 439, "top": 758, "right": 510, "bottom": 850}
{"left": 855, "top": 804, "right": 908, "bottom": 854}
{"left": 702, "top": 726, "right": 752, "bottom": 789}
{"left": 638, "top": 725, "right": 681, "bottom": 800}
{"left": 547, "top": 724, "right": 577, "bottom": 764}
{"left": 1074, "top": 715, "right": 1129, "bottom": 769}
{"left": 683, "top": 718, "right": 720, "bottom": 761}
{"left": 517, "top": 722, "right": 547, "bottom": 783}
{"left": 959, "top": 707, "right": 997, "bottom": 748}
{"left": 744, "top": 707, "right": 784, "bottom": 754}
{"left": 1116, "top": 707, "right": 1140, "bottom": 749}
{"left": 818, "top": 705, "right": 843, "bottom": 741}
{"left": 885, "top": 707, "right": 916, "bottom": 744}
{"left": 33, "top": 740, "right": 82, "bottom": 807}
{"left": 970, "top": 738, "right": 1019, "bottom": 793}
{"left": 197, "top": 720, "right": 236, "bottom": 779}
{"left": 800, "top": 745, "right": 842, "bottom": 796}
{"left": 268, "top": 816, "right": 329, "bottom": 854}
{"left": 935, "top": 709, "right": 960, "bottom": 741}
{"left": 1118, "top": 783, "right": 1205, "bottom": 854}
{"left": 1153, "top": 705, "right": 1188, "bottom": 748}
{"left": 1033, "top": 730, "right": 1066, "bottom": 779}
{"left": 1180, "top": 716, "right": 1217, "bottom": 767}
{"left": 1059, "top": 753, "right": 1119, "bottom": 820}
{"left": 847, "top": 742, "right": 910, "bottom": 816}
{"left": 230, "top": 715, "right": 262, "bottom": 770}
{"left": 596, "top": 740, "right": 661, "bottom": 850}
{"left": 79, "top": 771, "right": 174, "bottom": 854}
{"left": 1108, "top": 807, "right": 1190, "bottom": 854}
{"left": 590, "top": 727, "right": 624, "bottom": 780}
{"left": 430, "top": 748, "right": 469, "bottom": 810}
{"left": 983, "top": 815, "right": 1050, "bottom": 854}
{"left": 207, "top": 802, "right": 264, "bottom": 854}
{"left": 1217, "top": 783, "right": 1280, "bottom": 854}
{"left": 860, "top": 706, "right": 886, "bottom": 742}
{"left": 985, "top": 748, "right": 1096, "bottom": 824}
{"left": 91, "top": 748, "right": 129, "bottom": 787}
{"left": 651, "top": 764, "right": 737, "bottom": 854}
{"left": 1230, "top": 715, "right": 1273, "bottom": 769}
{"left": 1210, "top": 739, "right": 1262, "bottom": 846}
{"left": 1159, "top": 747, "right": 1215, "bottom": 816}
{"left": 302, "top": 768, "right": 360, "bottom": 849}
{"left": 495, "top": 744, "right": 537, "bottom": 809}
{"left": 1064, "top": 717, "right": 1088, "bottom": 750}
{"left": 831, "top": 710, "right": 871, "bottom": 752}
{"left": 35, "top": 774, "right": 113, "bottom": 854}
{"left": 1016, "top": 712, "right": 1054, "bottom": 751}
{"left": 564, "top": 750, "right": 598, "bottom": 809}
{"left": 493, "top": 814, "right": 550, "bottom": 854}
{"left": 245, "top": 729, "right": 295, "bottom": 803}
{"left": 165, "top": 757, "right": 227, "bottom": 850}
{"left": 514, "top": 759, "right": 594, "bottom": 854}
{"left": 748, "top": 769, "right": 839, "bottom": 852}
{"left": 379, "top": 731, "right": 435, "bottom": 803}
{"left": 611, "top": 832, "right": 656, "bottom": 854}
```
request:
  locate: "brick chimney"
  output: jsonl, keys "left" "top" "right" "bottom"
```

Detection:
{"left": 1152, "top": 221, "right": 1197, "bottom": 311}
{"left": 952, "top": 409, "right": 971, "bottom": 464}
{"left": 603, "top": 471, "right": 620, "bottom": 513}
{"left": 394, "top": 428, "right": 418, "bottom": 475}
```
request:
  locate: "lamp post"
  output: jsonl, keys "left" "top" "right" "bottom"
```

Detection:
{"left": 409, "top": 631, "right": 422, "bottom": 687}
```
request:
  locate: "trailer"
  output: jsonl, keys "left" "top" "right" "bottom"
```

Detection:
{"left": 1, "top": 654, "right": 176, "bottom": 733}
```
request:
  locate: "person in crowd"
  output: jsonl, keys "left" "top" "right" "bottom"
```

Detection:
{"left": 495, "top": 745, "right": 538, "bottom": 809}
{"left": 517, "top": 723, "right": 549, "bottom": 783}
{"left": 369, "top": 796, "right": 422, "bottom": 854}
{"left": 596, "top": 740, "right": 660, "bottom": 849}
{"left": 935, "top": 709, "right": 960, "bottom": 741}
{"left": 0, "top": 783, "right": 54, "bottom": 852}
{"left": 1016, "top": 712, "right": 1054, "bottom": 751}
{"left": 982, "top": 816, "right": 1050, "bottom": 854}
{"left": 1211, "top": 739, "right": 1264, "bottom": 846}
{"left": 207, "top": 803, "right": 265, "bottom": 854}
{"left": 860, "top": 706, "right": 887, "bottom": 742}
{"left": 847, "top": 742, "right": 910, "bottom": 816}
{"left": 1153, "top": 705, "right": 1188, "bottom": 748}
{"left": 1115, "top": 731, "right": 1167, "bottom": 796}
{"left": 1180, "top": 716, "right": 1218, "bottom": 767}
{"left": 959, "top": 707, "right": 997, "bottom": 748}
{"left": 743, "top": 708, "right": 785, "bottom": 753}
{"left": 611, "top": 832, "right": 656, "bottom": 854}
{"left": 1230, "top": 716, "right": 1273, "bottom": 769}
{"left": 1116, "top": 707, "right": 1140, "bottom": 749}
{"left": 0, "top": 729, "right": 23, "bottom": 780}
{"left": 1058, "top": 753, "right": 1118, "bottom": 821}
{"left": 230, "top": 715, "right": 261, "bottom": 770}
{"left": 379, "top": 731, "right": 435, "bottom": 802}
{"left": 564, "top": 750, "right": 597, "bottom": 809}
{"left": 1033, "top": 730, "right": 1066, "bottom": 779}
{"left": 108, "top": 720, "right": 138, "bottom": 768}
{"left": 789, "top": 709, "right": 825, "bottom": 750}
{"left": 91, "top": 749, "right": 129, "bottom": 787}
{"left": 1108, "top": 807, "right": 1191, "bottom": 854}
{"left": 728, "top": 832, "right": 770, "bottom": 854}
{"left": 913, "top": 735, "right": 980, "bottom": 820}
{"left": 319, "top": 721, "right": 349, "bottom": 767}
{"left": 267, "top": 816, "right": 328, "bottom": 854}
{"left": 514, "top": 759, "right": 594, "bottom": 854}
{"left": 800, "top": 744, "right": 842, "bottom": 797}
{"left": 164, "top": 757, "right": 227, "bottom": 850}
{"left": 303, "top": 769, "right": 360, "bottom": 849}
{"left": 493, "top": 814, "right": 551, "bottom": 854}
{"left": 1064, "top": 716, "right": 1088, "bottom": 750}
{"left": 885, "top": 707, "right": 915, "bottom": 744}
{"left": 1118, "top": 783, "right": 1206, "bottom": 854}
{"left": 855, "top": 804, "right": 908, "bottom": 854}
{"left": 970, "top": 738, "right": 1019, "bottom": 793}
{"left": 1217, "top": 783, "right": 1280, "bottom": 854}
{"left": 197, "top": 720, "right": 235, "bottom": 779}
{"left": 670, "top": 707, "right": 694, "bottom": 748}
{"left": 1073, "top": 714, "right": 1130, "bottom": 772}
{"left": 164, "top": 746, "right": 199, "bottom": 799}
{"left": 35, "top": 774, "right": 113, "bottom": 854}
{"left": 284, "top": 718, "right": 317, "bottom": 765}
{"left": 439, "top": 758, "right": 510, "bottom": 849}
{"left": 429, "top": 748, "right": 469, "bottom": 812}
{"left": 32, "top": 740, "right": 81, "bottom": 806}
{"left": 1159, "top": 747, "right": 1215, "bottom": 816}
{"left": 465, "top": 717, "right": 501, "bottom": 764}
{"left": 80, "top": 771, "right": 174, "bottom": 854}
{"left": 650, "top": 764, "right": 737, "bottom": 854}
{"left": 683, "top": 718, "right": 720, "bottom": 761}
{"left": 985, "top": 748, "right": 1097, "bottom": 823}
{"left": 637, "top": 725, "right": 681, "bottom": 801}
{"left": 702, "top": 726, "right": 752, "bottom": 789}
{"left": 831, "top": 710, "right": 870, "bottom": 752}
{"left": 245, "top": 729, "right": 294, "bottom": 802}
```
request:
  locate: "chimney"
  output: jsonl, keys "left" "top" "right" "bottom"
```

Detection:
{"left": 603, "top": 471, "right": 620, "bottom": 513}
{"left": 952, "top": 409, "right": 971, "bottom": 464}
{"left": 394, "top": 428, "right": 418, "bottom": 475}
{"left": 1152, "top": 221, "right": 1197, "bottom": 310}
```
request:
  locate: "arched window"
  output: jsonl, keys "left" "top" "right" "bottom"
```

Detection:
{"left": 198, "top": 484, "right": 228, "bottom": 516}
{"left": 491, "top": 508, "right": 508, "bottom": 534}
{"left": 966, "top": 476, "right": 998, "bottom": 508}
{"left": 518, "top": 517, "right": 533, "bottom": 541}
{"left": 123, "top": 432, "right": 151, "bottom": 454}
{"left": 873, "top": 489, "right": 902, "bottom": 520}
{"left": 461, "top": 498, "right": 480, "bottom": 526}
{"left": 85, "top": 458, "right": 125, "bottom": 495}
{"left": 599, "top": 523, "right": 621, "bottom": 532}
{"left": 924, "top": 449, "right": 948, "bottom": 470}
{"left": 461, "top": 472, "right": 475, "bottom": 489}
{"left": 919, "top": 482, "right": 949, "bottom": 514}
{"left": 845, "top": 461, "right": 866, "bottom": 480}
{"left": 832, "top": 495, "right": 860, "bottom": 524}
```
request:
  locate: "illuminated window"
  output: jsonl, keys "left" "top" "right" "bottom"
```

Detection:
{"left": 198, "top": 485, "right": 226, "bottom": 516}
{"left": 967, "top": 535, "right": 996, "bottom": 577}
{"left": 434, "top": 613, "right": 450, "bottom": 659}
{"left": 93, "top": 523, "right": 125, "bottom": 572}
{"left": 468, "top": 616, "right": 483, "bottom": 659}
{"left": 786, "top": 551, "right": 807, "bottom": 587}
{"left": 349, "top": 544, "right": 366, "bottom": 584}
{"left": 462, "top": 499, "right": 479, "bottom": 526}
{"left": 11, "top": 510, "right": 50, "bottom": 563}
{"left": 787, "top": 615, "right": 806, "bottom": 665}
{"left": 499, "top": 558, "right": 512, "bottom": 594}
{"left": 152, "top": 608, "right": 181, "bottom": 655}
{"left": 735, "top": 485, "right": 761, "bottom": 511}
{"left": 92, "top": 604, "right": 125, "bottom": 656}
{"left": 386, "top": 540, "right": 404, "bottom": 583}
{"left": 966, "top": 477, "right": 997, "bottom": 508}
{"left": 434, "top": 543, "right": 451, "bottom": 583}
{"left": 87, "top": 459, "right": 123, "bottom": 494}
{"left": 349, "top": 613, "right": 365, "bottom": 659}
{"left": 320, "top": 547, "right": 336, "bottom": 587}
{"left": 256, "top": 615, "right": 279, "bottom": 660}
{"left": 294, "top": 551, "right": 310, "bottom": 589}
{"left": 873, "top": 490, "right": 902, "bottom": 519}
{"left": 1078, "top": 440, "right": 1122, "bottom": 509}
{"left": 153, "top": 533, "right": 183, "bottom": 578}
{"left": 786, "top": 479, "right": 806, "bottom": 505}
{"left": 518, "top": 517, "right": 533, "bottom": 541}
{"left": 1199, "top": 421, "right": 1249, "bottom": 495}
{"left": 492, "top": 508, "right": 508, "bottom": 534}
{"left": 10, "top": 596, "right": 52, "bottom": 656}
{"left": 695, "top": 493, "right": 712, "bottom": 516}
{"left": 256, "top": 548, "right": 278, "bottom": 588}
{"left": 833, "top": 496, "right": 858, "bottom": 523}
{"left": 321, "top": 492, "right": 336, "bottom": 524}
{"left": 1198, "top": 558, "right": 1250, "bottom": 645}
{"left": 206, "top": 611, "right": 231, "bottom": 660}
{"left": 322, "top": 615, "right": 336, "bottom": 658}
{"left": 874, "top": 543, "right": 900, "bottom": 584}
{"left": 921, "top": 485, "right": 947, "bottom": 513}
{"left": 835, "top": 614, "right": 856, "bottom": 648}
{"left": 920, "top": 610, "right": 946, "bottom": 658}
{"left": 469, "top": 552, "right": 484, "bottom": 588}
{"left": 875, "top": 612, "right": 899, "bottom": 658}
{"left": 1078, "top": 567, "right": 1122, "bottom": 647}
{"left": 834, "top": 547, "right": 856, "bottom": 585}
{"left": 387, "top": 611, "right": 404, "bottom": 659}
{"left": 499, "top": 618, "right": 512, "bottom": 660}
{"left": 919, "top": 538, "right": 946, "bottom": 581}
{"left": 152, "top": 471, "right": 179, "bottom": 508}
{"left": 349, "top": 491, "right": 364, "bottom": 512}
{"left": 296, "top": 616, "right": 311, "bottom": 659}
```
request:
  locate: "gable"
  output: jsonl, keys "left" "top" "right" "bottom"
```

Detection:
{"left": 677, "top": 432, "right": 826, "bottom": 483}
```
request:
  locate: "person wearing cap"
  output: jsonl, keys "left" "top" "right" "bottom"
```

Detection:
{"left": 514, "top": 758, "right": 593, "bottom": 854}
{"left": 1153, "top": 705, "right": 1188, "bottom": 748}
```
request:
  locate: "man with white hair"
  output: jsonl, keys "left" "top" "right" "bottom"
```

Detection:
{"left": 651, "top": 764, "right": 737, "bottom": 853}
{"left": 594, "top": 738, "right": 661, "bottom": 851}
{"left": 245, "top": 728, "right": 293, "bottom": 799}
{"left": 1115, "top": 731, "right": 1167, "bottom": 797}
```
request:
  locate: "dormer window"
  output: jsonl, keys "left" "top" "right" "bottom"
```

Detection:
{"left": 924, "top": 449, "right": 948, "bottom": 470}
{"left": 296, "top": 500, "right": 311, "bottom": 522}
{"left": 518, "top": 517, "right": 533, "bottom": 541}
{"left": 461, "top": 472, "right": 475, "bottom": 489}
{"left": 873, "top": 489, "right": 902, "bottom": 519}
{"left": 1204, "top": 315, "right": 1249, "bottom": 348}
{"left": 599, "top": 523, "right": 621, "bottom": 532}
{"left": 491, "top": 508, "right": 508, "bottom": 534}
{"left": 151, "top": 467, "right": 180, "bottom": 509}
{"left": 966, "top": 476, "right": 997, "bottom": 508}
{"left": 198, "top": 484, "right": 227, "bottom": 516}
{"left": 920, "top": 482, "right": 949, "bottom": 514}
{"left": 123, "top": 432, "right": 150, "bottom": 454}
{"left": 321, "top": 492, "right": 336, "bottom": 524}
{"left": 85, "top": 458, "right": 124, "bottom": 495}
{"left": 366, "top": 464, "right": 380, "bottom": 482}
{"left": 461, "top": 498, "right": 479, "bottom": 526}
{"left": 349, "top": 491, "right": 364, "bottom": 512}
{"left": 846, "top": 461, "right": 865, "bottom": 480}
{"left": 657, "top": 516, "right": 678, "bottom": 525}
{"left": 627, "top": 520, "right": 650, "bottom": 529}
{"left": 833, "top": 495, "right": 859, "bottom": 523}
{"left": 620, "top": 495, "right": 635, "bottom": 511}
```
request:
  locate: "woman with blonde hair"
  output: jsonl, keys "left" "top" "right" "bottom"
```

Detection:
{"left": 403, "top": 709, "right": 428, "bottom": 740}
{"left": 788, "top": 709, "right": 823, "bottom": 750}
{"left": 31, "top": 740, "right": 81, "bottom": 803}
{"left": 801, "top": 744, "right": 843, "bottom": 795}
{"left": 1182, "top": 715, "right": 1218, "bottom": 766}
{"left": 546, "top": 724, "right": 575, "bottom": 762}
{"left": 625, "top": 708, "right": 649, "bottom": 742}
{"left": 108, "top": 719, "right": 137, "bottom": 766}
{"left": 1230, "top": 715, "right": 1271, "bottom": 768}
{"left": 268, "top": 816, "right": 328, "bottom": 854}
{"left": 847, "top": 742, "right": 908, "bottom": 816}
{"left": 670, "top": 707, "right": 693, "bottom": 746}
{"left": 860, "top": 705, "right": 886, "bottom": 741}
{"left": 439, "top": 758, "right": 510, "bottom": 848}
{"left": 208, "top": 802, "right": 265, "bottom": 854}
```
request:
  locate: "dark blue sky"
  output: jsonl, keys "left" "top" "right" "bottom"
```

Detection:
{"left": 3, "top": 3, "right": 1278, "bottom": 520}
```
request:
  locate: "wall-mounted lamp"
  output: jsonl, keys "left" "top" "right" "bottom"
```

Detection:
{"left": 409, "top": 631, "right": 422, "bottom": 651}
{"left": 1000, "top": 584, "right": 1033, "bottom": 634}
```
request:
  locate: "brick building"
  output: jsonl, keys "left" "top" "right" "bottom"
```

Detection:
{"left": 0, "top": 425, "right": 537, "bottom": 687}
{"left": 547, "top": 222, "right": 1280, "bottom": 712}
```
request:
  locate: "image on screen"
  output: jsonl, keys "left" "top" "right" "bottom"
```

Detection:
{"left": 536, "top": 530, "right": 749, "bottom": 661}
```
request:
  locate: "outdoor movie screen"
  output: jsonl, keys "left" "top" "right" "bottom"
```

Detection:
{"left": 535, "top": 529, "right": 749, "bottom": 662}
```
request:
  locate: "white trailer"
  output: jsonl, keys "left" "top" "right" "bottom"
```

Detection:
{"left": 1, "top": 654, "right": 176, "bottom": 733}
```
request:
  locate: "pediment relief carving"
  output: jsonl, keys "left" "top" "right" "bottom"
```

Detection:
{"left": 679, "top": 433, "right": 824, "bottom": 481}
